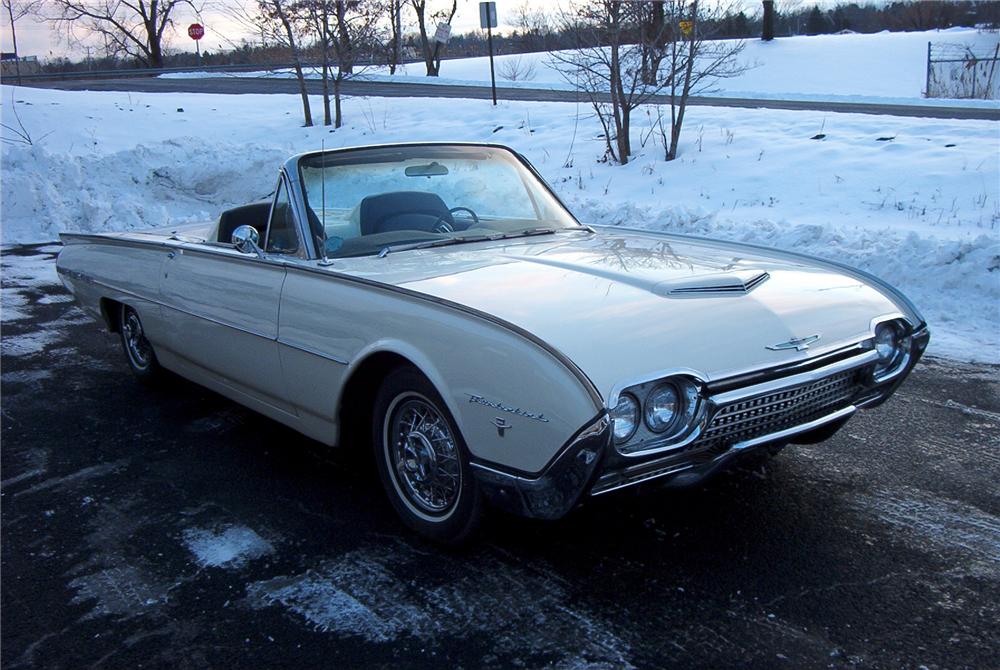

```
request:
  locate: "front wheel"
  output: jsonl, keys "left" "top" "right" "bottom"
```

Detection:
{"left": 372, "top": 367, "right": 482, "bottom": 544}
{"left": 118, "top": 304, "right": 162, "bottom": 383}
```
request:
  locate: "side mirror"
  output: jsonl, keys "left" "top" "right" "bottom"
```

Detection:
{"left": 232, "top": 225, "right": 263, "bottom": 257}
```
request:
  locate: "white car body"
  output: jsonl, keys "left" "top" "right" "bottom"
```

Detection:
{"left": 56, "top": 143, "right": 929, "bottom": 523}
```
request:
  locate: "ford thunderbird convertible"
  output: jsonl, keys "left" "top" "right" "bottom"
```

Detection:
{"left": 57, "top": 143, "right": 929, "bottom": 542}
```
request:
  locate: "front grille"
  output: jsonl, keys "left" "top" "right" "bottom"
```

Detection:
{"left": 691, "top": 369, "right": 861, "bottom": 455}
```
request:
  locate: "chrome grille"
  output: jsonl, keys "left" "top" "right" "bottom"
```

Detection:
{"left": 692, "top": 369, "right": 861, "bottom": 454}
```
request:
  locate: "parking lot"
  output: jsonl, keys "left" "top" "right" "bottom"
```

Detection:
{"left": 2, "top": 244, "right": 999, "bottom": 669}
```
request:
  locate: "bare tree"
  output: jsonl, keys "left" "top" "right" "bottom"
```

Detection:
{"left": 497, "top": 54, "right": 536, "bottom": 82}
{"left": 46, "top": 0, "right": 197, "bottom": 68}
{"left": 385, "top": 0, "right": 402, "bottom": 73}
{"left": 227, "top": 0, "right": 314, "bottom": 126}
{"left": 656, "top": 0, "right": 747, "bottom": 160}
{"left": 2, "top": 0, "right": 41, "bottom": 84}
{"left": 409, "top": 0, "right": 455, "bottom": 76}
{"left": 550, "top": 1, "right": 673, "bottom": 164}
{"left": 303, "top": 0, "right": 383, "bottom": 127}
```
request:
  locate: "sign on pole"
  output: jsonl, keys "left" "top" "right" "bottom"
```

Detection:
{"left": 479, "top": 1, "right": 497, "bottom": 29}
{"left": 187, "top": 23, "right": 204, "bottom": 40}
{"left": 480, "top": 2, "right": 498, "bottom": 105}
{"left": 434, "top": 22, "right": 452, "bottom": 44}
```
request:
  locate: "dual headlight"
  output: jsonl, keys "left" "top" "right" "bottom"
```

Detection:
{"left": 872, "top": 320, "right": 912, "bottom": 381}
{"left": 610, "top": 377, "right": 702, "bottom": 449}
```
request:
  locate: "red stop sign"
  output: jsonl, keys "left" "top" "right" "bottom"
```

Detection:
{"left": 188, "top": 23, "right": 204, "bottom": 40}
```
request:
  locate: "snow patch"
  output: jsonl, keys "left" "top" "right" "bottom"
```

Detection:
{"left": 246, "top": 545, "right": 633, "bottom": 666}
{"left": 183, "top": 525, "right": 275, "bottom": 569}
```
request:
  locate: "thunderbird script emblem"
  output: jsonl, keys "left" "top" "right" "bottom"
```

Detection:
{"left": 766, "top": 334, "right": 821, "bottom": 352}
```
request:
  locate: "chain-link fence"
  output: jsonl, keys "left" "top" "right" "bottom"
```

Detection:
{"left": 926, "top": 40, "right": 1000, "bottom": 100}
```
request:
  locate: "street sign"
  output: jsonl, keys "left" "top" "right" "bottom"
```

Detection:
{"left": 434, "top": 22, "right": 451, "bottom": 44}
{"left": 188, "top": 23, "right": 205, "bottom": 40}
{"left": 479, "top": 1, "right": 497, "bottom": 29}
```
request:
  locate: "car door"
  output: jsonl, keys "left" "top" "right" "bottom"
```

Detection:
{"left": 158, "top": 176, "right": 302, "bottom": 414}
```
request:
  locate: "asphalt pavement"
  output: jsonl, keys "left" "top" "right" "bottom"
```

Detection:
{"left": 21, "top": 76, "right": 1000, "bottom": 121}
{"left": 2, "top": 244, "right": 999, "bottom": 669}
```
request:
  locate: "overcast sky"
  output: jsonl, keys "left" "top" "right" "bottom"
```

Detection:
{"left": 2, "top": 0, "right": 835, "bottom": 62}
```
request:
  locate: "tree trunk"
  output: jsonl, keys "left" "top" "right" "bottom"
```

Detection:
{"left": 389, "top": 0, "right": 401, "bottom": 74}
{"left": 293, "top": 61, "right": 314, "bottom": 127}
{"left": 6, "top": 0, "right": 21, "bottom": 84}
{"left": 279, "top": 7, "right": 312, "bottom": 127}
{"left": 334, "top": 76, "right": 343, "bottom": 128}
{"left": 761, "top": 0, "right": 775, "bottom": 41}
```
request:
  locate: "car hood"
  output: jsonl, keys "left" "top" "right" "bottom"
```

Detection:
{"left": 339, "top": 228, "right": 909, "bottom": 403}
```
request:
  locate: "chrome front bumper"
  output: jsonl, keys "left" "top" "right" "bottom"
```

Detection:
{"left": 472, "top": 326, "right": 929, "bottom": 519}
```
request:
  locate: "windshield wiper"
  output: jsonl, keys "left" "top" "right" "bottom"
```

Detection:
{"left": 378, "top": 233, "right": 503, "bottom": 257}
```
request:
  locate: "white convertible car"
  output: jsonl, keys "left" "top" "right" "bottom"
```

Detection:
{"left": 57, "top": 143, "right": 929, "bottom": 542}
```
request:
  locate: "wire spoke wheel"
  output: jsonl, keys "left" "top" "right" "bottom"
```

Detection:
{"left": 122, "top": 308, "right": 152, "bottom": 370}
{"left": 386, "top": 395, "right": 462, "bottom": 516}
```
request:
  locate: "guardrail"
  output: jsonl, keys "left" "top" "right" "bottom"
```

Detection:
{"left": 3, "top": 59, "right": 391, "bottom": 82}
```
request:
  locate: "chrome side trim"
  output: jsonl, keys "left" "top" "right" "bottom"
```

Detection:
{"left": 278, "top": 339, "right": 350, "bottom": 365}
{"left": 710, "top": 350, "right": 878, "bottom": 406}
{"left": 730, "top": 404, "right": 856, "bottom": 451}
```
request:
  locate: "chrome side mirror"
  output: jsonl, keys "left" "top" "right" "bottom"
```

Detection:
{"left": 231, "top": 225, "right": 263, "bottom": 257}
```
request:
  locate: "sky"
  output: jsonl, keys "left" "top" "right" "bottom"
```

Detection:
{"left": 0, "top": 0, "right": 554, "bottom": 62}
{"left": 0, "top": 0, "right": 784, "bottom": 63}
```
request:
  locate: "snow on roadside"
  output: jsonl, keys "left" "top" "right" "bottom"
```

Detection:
{"left": 1, "top": 85, "right": 997, "bottom": 363}
{"left": 161, "top": 27, "right": 1000, "bottom": 105}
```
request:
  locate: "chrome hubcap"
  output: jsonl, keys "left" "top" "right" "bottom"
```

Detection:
{"left": 123, "top": 310, "right": 151, "bottom": 369}
{"left": 388, "top": 397, "right": 461, "bottom": 515}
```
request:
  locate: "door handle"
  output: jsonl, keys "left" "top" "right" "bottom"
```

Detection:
{"left": 167, "top": 251, "right": 176, "bottom": 259}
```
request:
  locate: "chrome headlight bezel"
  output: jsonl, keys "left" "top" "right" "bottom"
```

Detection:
{"left": 610, "top": 392, "right": 640, "bottom": 444}
{"left": 870, "top": 319, "right": 913, "bottom": 382}
{"left": 611, "top": 375, "right": 706, "bottom": 454}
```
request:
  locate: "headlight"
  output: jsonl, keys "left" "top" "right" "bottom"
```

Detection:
{"left": 873, "top": 321, "right": 912, "bottom": 380}
{"left": 610, "top": 393, "right": 639, "bottom": 443}
{"left": 644, "top": 383, "right": 680, "bottom": 433}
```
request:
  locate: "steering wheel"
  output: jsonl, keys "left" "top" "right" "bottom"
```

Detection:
{"left": 431, "top": 206, "right": 479, "bottom": 233}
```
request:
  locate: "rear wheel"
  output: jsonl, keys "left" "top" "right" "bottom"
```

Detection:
{"left": 118, "top": 305, "right": 162, "bottom": 383}
{"left": 372, "top": 367, "right": 481, "bottom": 544}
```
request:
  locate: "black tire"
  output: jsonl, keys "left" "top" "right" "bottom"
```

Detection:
{"left": 118, "top": 304, "right": 163, "bottom": 384}
{"left": 372, "top": 366, "right": 482, "bottom": 544}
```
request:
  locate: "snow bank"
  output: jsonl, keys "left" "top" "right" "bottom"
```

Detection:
{"left": 162, "top": 28, "right": 1000, "bottom": 104}
{"left": 1, "top": 85, "right": 997, "bottom": 363}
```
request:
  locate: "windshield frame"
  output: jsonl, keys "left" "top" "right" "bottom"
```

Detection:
{"left": 289, "top": 142, "right": 585, "bottom": 260}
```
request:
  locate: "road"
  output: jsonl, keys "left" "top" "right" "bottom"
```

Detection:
{"left": 2, "top": 244, "right": 999, "bottom": 669}
{"left": 23, "top": 76, "right": 1000, "bottom": 121}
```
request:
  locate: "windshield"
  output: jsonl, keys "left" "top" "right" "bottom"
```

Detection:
{"left": 297, "top": 145, "right": 582, "bottom": 258}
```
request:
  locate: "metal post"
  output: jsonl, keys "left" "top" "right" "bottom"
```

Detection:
{"left": 487, "top": 23, "right": 497, "bottom": 106}
{"left": 196, "top": 40, "right": 202, "bottom": 67}
{"left": 925, "top": 41, "right": 932, "bottom": 98}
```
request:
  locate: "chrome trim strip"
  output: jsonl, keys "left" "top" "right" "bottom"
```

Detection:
{"left": 615, "top": 350, "right": 875, "bottom": 459}
{"left": 278, "top": 339, "right": 350, "bottom": 365}
{"left": 710, "top": 350, "right": 877, "bottom": 406}
{"left": 730, "top": 404, "right": 856, "bottom": 451}
{"left": 590, "top": 463, "right": 696, "bottom": 497}
{"left": 593, "top": 404, "right": 857, "bottom": 496}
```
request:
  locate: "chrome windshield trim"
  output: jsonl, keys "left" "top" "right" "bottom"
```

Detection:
{"left": 710, "top": 350, "right": 877, "bottom": 406}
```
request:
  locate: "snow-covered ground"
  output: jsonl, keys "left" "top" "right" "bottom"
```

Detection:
{"left": 1, "top": 82, "right": 997, "bottom": 363}
{"left": 161, "top": 28, "right": 1000, "bottom": 107}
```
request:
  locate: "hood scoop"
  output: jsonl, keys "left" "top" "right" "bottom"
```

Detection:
{"left": 653, "top": 270, "right": 770, "bottom": 298}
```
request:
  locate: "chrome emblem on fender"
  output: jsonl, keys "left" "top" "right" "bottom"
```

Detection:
{"left": 766, "top": 334, "right": 821, "bottom": 352}
{"left": 467, "top": 394, "right": 550, "bottom": 423}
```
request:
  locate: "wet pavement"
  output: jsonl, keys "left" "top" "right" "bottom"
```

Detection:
{"left": 2, "top": 244, "right": 999, "bottom": 669}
